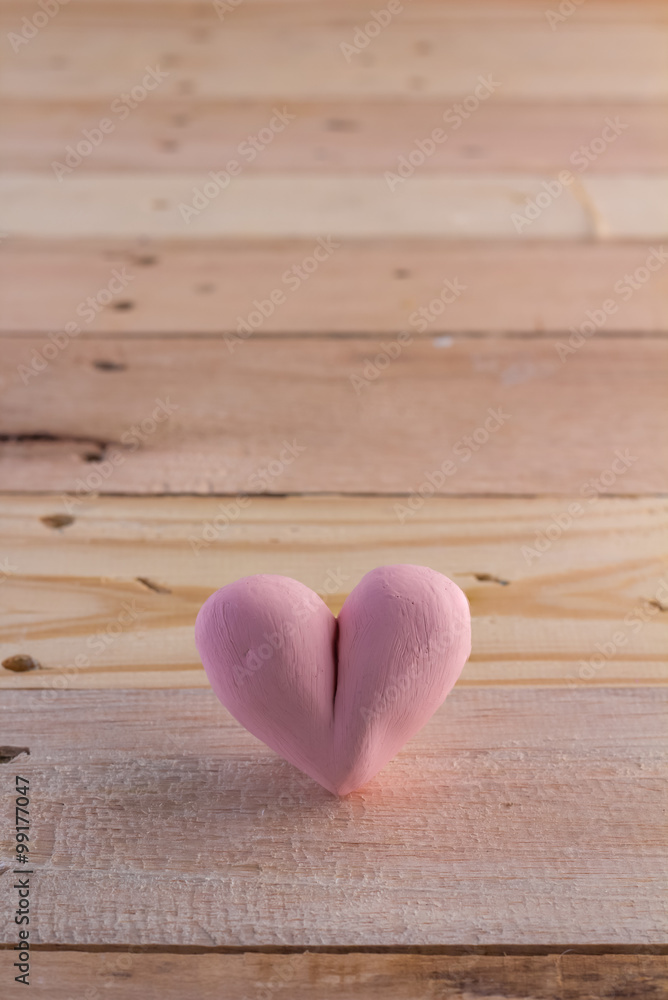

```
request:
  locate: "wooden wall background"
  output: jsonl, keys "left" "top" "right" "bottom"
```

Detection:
{"left": 0, "top": 0, "right": 666, "bottom": 996}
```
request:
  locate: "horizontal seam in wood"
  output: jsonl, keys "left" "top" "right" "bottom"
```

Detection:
{"left": 2, "top": 944, "right": 666, "bottom": 956}
{"left": 1, "top": 330, "right": 667, "bottom": 340}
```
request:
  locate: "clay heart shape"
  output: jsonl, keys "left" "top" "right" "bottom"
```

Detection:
{"left": 195, "top": 565, "right": 471, "bottom": 795}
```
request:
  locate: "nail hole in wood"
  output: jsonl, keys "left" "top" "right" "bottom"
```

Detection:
{"left": 93, "top": 359, "right": 126, "bottom": 371}
{"left": 136, "top": 577, "right": 172, "bottom": 594}
{"left": 2, "top": 655, "right": 40, "bottom": 672}
{"left": 473, "top": 573, "right": 510, "bottom": 586}
{"left": 0, "top": 746, "right": 30, "bottom": 763}
{"left": 325, "top": 119, "right": 358, "bottom": 132}
{"left": 40, "top": 514, "right": 74, "bottom": 529}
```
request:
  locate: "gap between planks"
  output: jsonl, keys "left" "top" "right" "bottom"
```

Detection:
{"left": 2, "top": 944, "right": 667, "bottom": 955}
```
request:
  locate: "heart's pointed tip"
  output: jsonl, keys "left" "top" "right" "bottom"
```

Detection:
{"left": 329, "top": 778, "right": 368, "bottom": 797}
{"left": 314, "top": 779, "right": 349, "bottom": 798}
{"left": 329, "top": 787, "right": 354, "bottom": 798}
{"left": 311, "top": 774, "right": 364, "bottom": 797}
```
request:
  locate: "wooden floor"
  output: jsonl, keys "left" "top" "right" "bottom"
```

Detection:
{"left": 1, "top": 1, "right": 667, "bottom": 996}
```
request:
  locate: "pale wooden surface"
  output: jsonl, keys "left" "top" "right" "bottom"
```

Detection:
{"left": 3, "top": 338, "right": 667, "bottom": 494}
{"left": 0, "top": 496, "right": 666, "bottom": 689}
{"left": 5, "top": 173, "right": 668, "bottom": 239}
{"left": 1, "top": 0, "right": 666, "bottom": 992}
{"left": 2, "top": 952, "right": 667, "bottom": 1000}
{"left": 1, "top": 687, "right": 666, "bottom": 946}
{"left": 3, "top": 240, "right": 668, "bottom": 335}
{"left": 4, "top": 102, "right": 666, "bottom": 174}
{"left": 3, "top": 5, "right": 666, "bottom": 102}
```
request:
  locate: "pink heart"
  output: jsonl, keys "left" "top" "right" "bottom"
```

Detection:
{"left": 195, "top": 565, "right": 471, "bottom": 795}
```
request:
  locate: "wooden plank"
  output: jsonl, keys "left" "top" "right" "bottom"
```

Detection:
{"left": 584, "top": 175, "right": 668, "bottom": 239}
{"left": 4, "top": 0, "right": 667, "bottom": 21}
{"left": 3, "top": 240, "right": 668, "bottom": 335}
{"left": 2, "top": 15, "right": 666, "bottom": 102}
{"left": 1, "top": 495, "right": 666, "bottom": 690}
{"left": 0, "top": 686, "right": 665, "bottom": 946}
{"left": 5, "top": 952, "right": 667, "bottom": 1000}
{"left": 3, "top": 101, "right": 665, "bottom": 174}
{"left": 4, "top": 174, "right": 667, "bottom": 240}
{"left": 2, "top": 337, "right": 666, "bottom": 495}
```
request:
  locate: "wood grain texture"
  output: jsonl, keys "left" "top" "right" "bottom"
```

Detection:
{"left": 3, "top": 952, "right": 666, "bottom": 1000}
{"left": 0, "top": 495, "right": 666, "bottom": 690}
{"left": 0, "top": 686, "right": 665, "bottom": 946}
{"left": 4, "top": 174, "right": 667, "bottom": 240}
{"left": 2, "top": 10, "right": 666, "bottom": 102}
{"left": 4, "top": 240, "right": 668, "bottom": 335}
{"left": 4, "top": 0, "right": 667, "bottom": 19}
{"left": 3, "top": 337, "right": 666, "bottom": 495}
{"left": 4, "top": 101, "right": 665, "bottom": 174}
{"left": 1, "top": 0, "right": 665, "bottom": 977}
